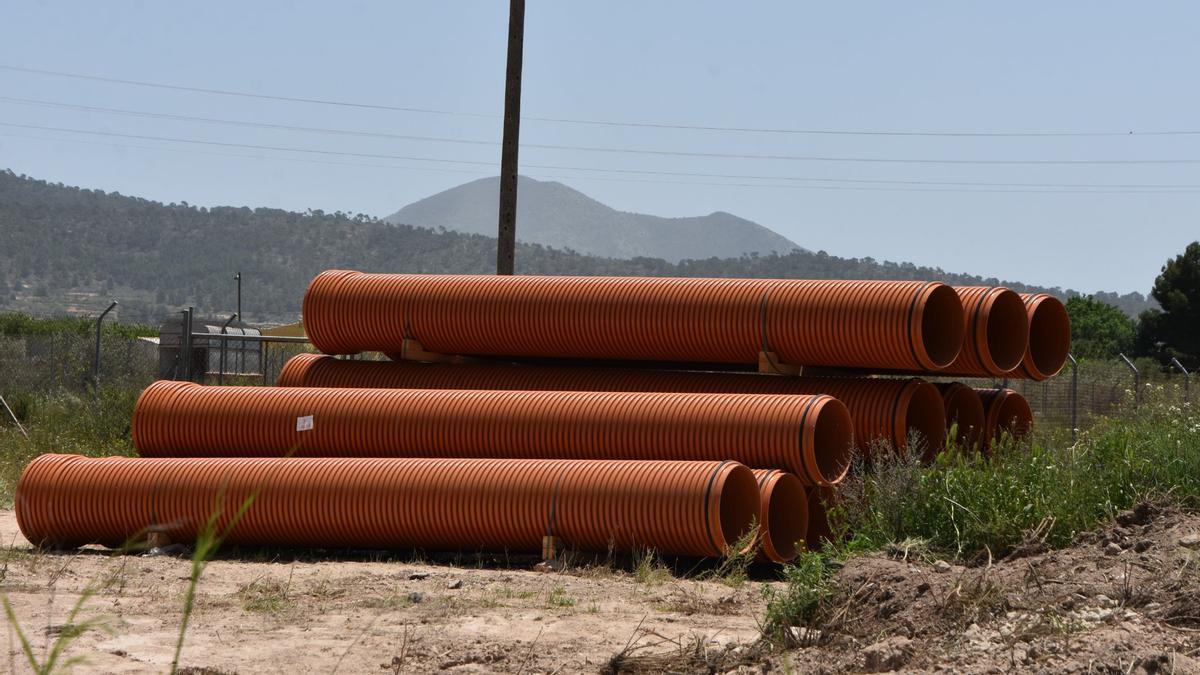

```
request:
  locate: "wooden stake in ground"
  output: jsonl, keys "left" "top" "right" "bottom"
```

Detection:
{"left": 0, "top": 393, "right": 28, "bottom": 439}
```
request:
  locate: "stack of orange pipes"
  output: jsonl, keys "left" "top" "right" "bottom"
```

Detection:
{"left": 14, "top": 271, "right": 1069, "bottom": 562}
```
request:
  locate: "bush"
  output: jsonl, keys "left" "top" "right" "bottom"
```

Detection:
{"left": 0, "top": 312, "right": 155, "bottom": 338}
{"left": 0, "top": 387, "right": 138, "bottom": 504}
{"left": 760, "top": 552, "right": 835, "bottom": 646}
{"left": 835, "top": 389, "right": 1200, "bottom": 560}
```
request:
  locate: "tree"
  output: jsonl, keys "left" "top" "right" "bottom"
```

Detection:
{"left": 1136, "top": 241, "right": 1200, "bottom": 370}
{"left": 1065, "top": 296, "right": 1134, "bottom": 360}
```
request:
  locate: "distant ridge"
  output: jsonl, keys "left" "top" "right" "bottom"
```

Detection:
{"left": 385, "top": 176, "right": 803, "bottom": 262}
{"left": 0, "top": 169, "right": 1155, "bottom": 323}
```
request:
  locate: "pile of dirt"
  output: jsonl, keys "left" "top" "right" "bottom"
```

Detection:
{"left": 778, "top": 502, "right": 1200, "bottom": 674}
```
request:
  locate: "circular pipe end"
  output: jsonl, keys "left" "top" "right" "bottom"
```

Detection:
{"left": 713, "top": 463, "right": 760, "bottom": 555}
{"left": 980, "top": 289, "right": 1030, "bottom": 374}
{"left": 903, "top": 380, "right": 948, "bottom": 463}
{"left": 994, "top": 392, "right": 1034, "bottom": 443}
{"left": 978, "top": 388, "right": 1034, "bottom": 453}
{"left": 755, "top": 470, "right": 808, "bottom": 563}
{"left": 937, "top": 383, "right": 986, "bottom": 451}
{"left": 919, "top": 284, "right": 968, "bottom": 370}
{"left": 1023, "top": 295, "right": 1071, "bottom": 380}
{"left": 804, "top": 397, "right": 854, "bottom": 487}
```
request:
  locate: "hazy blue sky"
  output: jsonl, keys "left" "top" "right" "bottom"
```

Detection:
{"left": 2, "top": 1, "right": 1198, "bottom": 294}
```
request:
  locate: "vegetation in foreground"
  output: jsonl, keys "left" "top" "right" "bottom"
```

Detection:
{"left": 765, "top": 388, "right": 1199, "bottom": 643}
{"left": 1, "top": 383, "right": 1197, "bottom": 661}
{"left": 0, "top": 388, "right": 137, "bottom": 504}
{"left": 841, "top": 388, "right": 1200, "bottom": 558}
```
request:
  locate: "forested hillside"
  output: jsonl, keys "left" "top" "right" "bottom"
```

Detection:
{"left": 0, "top": 170, "right": 1155, "bottom": 324}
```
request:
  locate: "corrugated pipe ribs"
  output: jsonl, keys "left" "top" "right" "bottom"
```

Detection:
{"left": 15, "top": 270, "right": 1068, "bottom": 561}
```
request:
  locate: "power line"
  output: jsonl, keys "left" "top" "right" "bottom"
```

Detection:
{"left": 7, "top": 129, "right": 1200, "bottom": 195}
{"left": 5, "top": 116, "right": 1200, "bottom": 167}
{"left": 0, "top": 121, "right": 496, "bottom": 167}
{"left": 0, "top": 132, "right": 496, "bottom": 177}
{"left": 13, "top": 96, "right": 1200, "bottom": 174}
{"left": 3, "top": 63, "right": 1197, "bottom": 138}
{"left": 0, "top": 96, "right": 498, "bottom": 146}
{"left": 0, "top": 64, "right": 490, "bottom": 119}
{"left": 17, "top": 95, "right": 1200, "bottom": 171}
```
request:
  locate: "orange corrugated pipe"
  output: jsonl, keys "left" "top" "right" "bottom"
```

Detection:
{"left": 935, "top": 382, "right": 986, "bottom": 450}
{"left": 751, "top": 469, "right": 808, "bottom": 562}
{"left": 133, "top": 381, "right": 853, "bottom": 486}
{"left": 937, "top": 287, "right": 1029, "bottom": 377}
{"left": 302, "top": 272, "right": 965, "bottom": 372}
{"left": 1016, "top": 294, "right": 1071, "bottom": 380}
{"left": 975, "top": 388, "right": 1034, "bottom": 453}
{"left": 15, "top": 455, "right": 758, "bottom": 558}
{"left": 278, "top": 355, "right": 944, "bottom": 459}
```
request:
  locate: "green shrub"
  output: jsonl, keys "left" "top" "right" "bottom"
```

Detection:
{"left": 759, "top": 552, "right": 834, "bottom": 646}
{"left": 0, "top": 312, "right": 155, "bottom": 338}
{"left": 0, "top": 387, "right": 139, "bottom": 504}
{"left": 836, "top": 389, "right": 1200, "bottom": 559}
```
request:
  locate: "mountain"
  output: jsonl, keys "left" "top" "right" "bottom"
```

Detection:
{"left": 0, "top": 170, "right": 1156, "bottom": 324}
{"left": 385, "top": 176, "right": 802, "bottom": 262}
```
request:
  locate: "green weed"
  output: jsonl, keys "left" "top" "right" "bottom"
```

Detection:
{"left": 704, "top": 520, "right": 760, "bottom": 587}
{"left": 631, "top": 548, "right": 671, "bottom": 587}
{"left": 836, "top": 392, "right": 1200, "bottom": 560}
{"left": 238, "top": 574, "right": 296, "bottom": 615}
{"left": 546, "top": 585, "right": 575, "bottom": 608}
{"left": 0, "top": 387, "right": 139, "bottom": 505}
{"left": 759, "top": 552, "right": 834, "bottom": 647}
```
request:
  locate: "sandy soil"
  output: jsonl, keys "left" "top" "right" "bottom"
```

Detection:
{"left": 0, "top": 510, "right": 765, "bottom": 674}
{"left": 3, "top": 504, "right": 1200, "bottom": 674}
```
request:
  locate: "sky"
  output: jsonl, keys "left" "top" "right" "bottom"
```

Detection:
{"left": 1, "top": 2, "right": 1198, "bottom": 295}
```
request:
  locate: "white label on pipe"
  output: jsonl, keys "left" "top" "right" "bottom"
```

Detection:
{"left": 296, "top": 415, "right": 314, "bottom": 432}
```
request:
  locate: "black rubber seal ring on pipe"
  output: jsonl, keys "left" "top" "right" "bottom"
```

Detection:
{"left": 795, "top": 395, "right": 820, "bottom": 483}
{"left": 703, "top": 459, "right": 732, "bottom": 556}
{"left": 905, "top": 281, "right": 937, "bottom": 370}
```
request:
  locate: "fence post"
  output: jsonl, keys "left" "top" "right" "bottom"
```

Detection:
{"left": 92, "top": 300, "right": 118, "bottom": 392}
{"left": 0, "top": 394, "right": 29, "bottom": 439}
{"left": 183, "top": 307, "right": 195, "bottom": 382}
{"left": 1170, "top": 357, "right": 1191, "bottom": 404}
{"left": 1068, "top": 353, "right": 1078, "bottom": 441}
{"left": 1119, "top": 353, "right": 1140, "bottom": 409}
{"left": 219, "top": 313, "right": 238, "bottom": 386}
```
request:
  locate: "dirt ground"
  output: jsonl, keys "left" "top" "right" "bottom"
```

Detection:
{"left": 3, "top": 504, "right": 1200, "bottom": 674}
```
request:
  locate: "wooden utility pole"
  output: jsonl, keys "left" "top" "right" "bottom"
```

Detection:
{"left": 496, "top": 0, "right": 525, "bottom": 275}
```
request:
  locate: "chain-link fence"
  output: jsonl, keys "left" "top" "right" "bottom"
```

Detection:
{"left": 939, "top": 357, "right": 1191, "bottom": 435}
{"left": 1, "top": 332, "right": 1191, "bottom": 435}
{"left": 0, "top": 334, "right": 330, "bottom": 394}
{"left": 0, "top": 334, "right": 158, "bottom": 394}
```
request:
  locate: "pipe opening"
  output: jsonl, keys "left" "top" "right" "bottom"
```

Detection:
{"left": 1027, "top": 298, "right": 1071, "bottom": 378}
{"left": 995, "top": 394, "right": 1034, "bottom": 441}
{"left": 718, "top": 465, "right": 760, "bottom": 551}
{"left": 813, "top": 399, "right": 854, "bottom": 485}
{"left": 941, "top": 384, "right": 986, "bottom": 450}
{"left": 921, "top": 285, "right": 967, "bottom": 369}
{"left": 905, "top": 381, "right": 947, "bottom": 462}
{"left": 764, "top": 473, "right": 808, "bottom": 561}
{"left": 984, "top": 291, "right": 1030, "bottom": 373}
